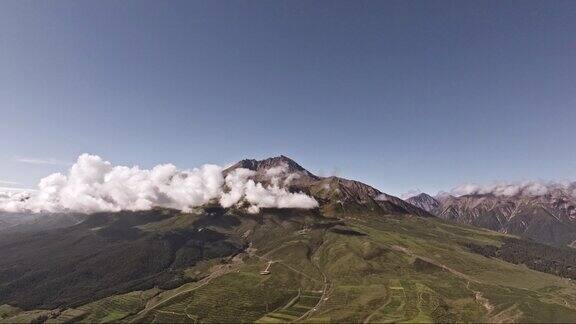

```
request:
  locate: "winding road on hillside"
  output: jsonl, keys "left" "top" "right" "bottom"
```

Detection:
{"left": 129, "top": 254, "right": 245, "bottom": 323}
{"left": 391, "top": 245, "right": 497, "bottom": 317}
{"left": 293, "top": 234, "right": 332, "bottom": 322}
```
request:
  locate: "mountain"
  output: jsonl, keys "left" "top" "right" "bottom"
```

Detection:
{"left": 3, "top": 157, "right": 576, "bottom": 323}
{"left": 0, "top": 156, "right": 429, "bottom": 310}
{"left": 405, "top": 193, "right": 440, "bottom": 213}
{"left": 405, "top": 190, "right": 576, "bottom": 247}
{"left": 225, "top": 155, "right": 318, "bottom": 179}
{"left": 0, "top": 212, "right": 86, "bottom": 234}
{"left": 225, "top": 156, "right": 433, "bottom": 218}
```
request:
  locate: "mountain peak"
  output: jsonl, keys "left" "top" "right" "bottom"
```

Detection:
{"left": 412, "top": 192, "right": 436, "bottom": 200}
{"left": 406, "top": 192, "right": 440, "bottom": 212}
{"left": 226, "top": 155, "right": 313, "bottom": 176}
{"left": 223, "top": 155, "right": 432, "bottom": 218}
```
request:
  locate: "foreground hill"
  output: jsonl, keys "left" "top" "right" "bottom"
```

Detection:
{"left": 407, "top": 191, "right": 576, "bottom": 247}
{"left": 3, "top": 208, "right": 576, "bottom": 323}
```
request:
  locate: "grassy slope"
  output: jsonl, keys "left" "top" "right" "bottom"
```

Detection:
{"left": 4, "top": 211, "right": 576, "bottom": 323}
{"left": 131, "top": 215, "right": 576, "bottom": 323}
{"left": 0, "top": 304, "right": 21, "bottom": 320}
{"left": 322, "top": 215, "right": 576, "bottom": 323}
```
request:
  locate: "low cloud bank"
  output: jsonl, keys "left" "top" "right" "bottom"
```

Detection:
{"left": 220, "top": 167, "right": 316, "bottom": 214}
{"left": 0, "top": 154, "right": 318, "bottom": 214}
{"left": 450, "top": 180, "right": 576, "bottom": 197}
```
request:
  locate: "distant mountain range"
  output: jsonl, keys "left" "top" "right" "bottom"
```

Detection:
{"left": 406, "top": 190, "right": 576, "bottom": 247}
{"left": 0, "top": 211, "right": 86, "bottom": 234}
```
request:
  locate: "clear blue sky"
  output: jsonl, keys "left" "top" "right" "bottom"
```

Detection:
{"left": 1, "top": 0, "right": 575, "bottom": 196}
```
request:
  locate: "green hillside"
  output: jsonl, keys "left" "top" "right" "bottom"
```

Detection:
{"left": 4, "top": 209, "right": 575, "bottom": 323}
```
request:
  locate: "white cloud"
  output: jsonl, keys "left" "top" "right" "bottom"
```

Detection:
{"left": 265, "top": 163, "right": 288, "bottom": 178}
{"left": 0, "top": 187, "right": 33, "bottom": 193}
{"left": 450, "top": 180, "right": 569, "bottom": 197}
{"left": 242, "top": 180, "right": 318, "bottom": 213}
{"left": 219, "top": 166, "right": 318, "bottom": 213}
{"left": 0, "top": 153, "right": 319, "bottom": 214}
{"left": 219, "top": 168, "right": 256, "bottom": 208}
{"left": 0, "top": 190, "right": 33, "bottom": 212}
{"left": 15, "top": 157, "right": 72, "bottom": 166}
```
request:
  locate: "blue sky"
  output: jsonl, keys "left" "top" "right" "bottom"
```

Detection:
{"left": 1, "top": 0, "right": 575, "bottom": 196}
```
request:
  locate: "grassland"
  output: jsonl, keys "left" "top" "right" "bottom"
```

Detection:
{"left": 3, "top": 210, "right": 576, "bottom": 323}
{"left": 132, "top": 214, "right": 576, "bottom": 322}
{"left": 0, "top": 304, "right": 21, "bottom": 320}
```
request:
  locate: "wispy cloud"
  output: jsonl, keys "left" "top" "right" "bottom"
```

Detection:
{"left": 0, "top": 186, "right": 34, "bottom": 192}
{"left": 399, "top": 189, "right": 422, "bottom": 200}
{"left": 15, "top": 157, "right": 72, "bottom": 166}
{"left": 0, "top": 180, "right": 33, "bottom": 193}
{"left": 0, "top": 180, "right": 22, "bottom": 186}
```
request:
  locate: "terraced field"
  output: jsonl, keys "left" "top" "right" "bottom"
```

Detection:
{"left": 0, "top": 305, "right": 20, "bottom": 320}
{"left": 136, "top": 254, "right": 320, "bottom": 323}
{"left": 368, "top": 281, "right": 410, "bottom": 323}
{"left": 45, "top": 309, "right": 87, "bottom": 324}
{"left": 257, "top": 290, "right": 323, "bottom": 323}
{"left": 0, "top": 309, "right": 53, "bottom": 324}
{"left": 362, "top": 280, "right": 439, "bottom": 323}
{"left": 76, "top": 289, "right": 159, "bottom": 323}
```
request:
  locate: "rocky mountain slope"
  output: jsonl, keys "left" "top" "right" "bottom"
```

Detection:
{"left": 404, "top": 193, "right": 440, "bottom": 213}
{"left": 406, "top": 190, "right": 576, "bottom": 247}
{"left": 225, "top": 156, "right": 432, "bottom": 218}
